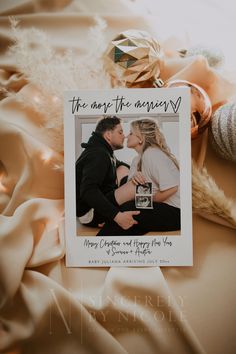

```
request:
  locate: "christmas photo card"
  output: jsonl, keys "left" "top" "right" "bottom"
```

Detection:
{"left": 64, "top": 88, "right": 192, "bottom": 267}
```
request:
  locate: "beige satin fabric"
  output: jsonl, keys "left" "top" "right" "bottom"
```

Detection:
{"left": 0, "top": 1, "right": 236, "bottom": 354}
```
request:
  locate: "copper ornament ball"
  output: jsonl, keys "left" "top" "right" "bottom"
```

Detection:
{"left": 104, "top": 30, "right": 164, "bottom": 88}
{"left": 167, "top": 80, "right": 212, "bottom": 139}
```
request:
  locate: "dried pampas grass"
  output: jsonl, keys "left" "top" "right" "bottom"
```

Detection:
{"left": 192, "top": 160, "right": 236, "bottom": 228}
{"left": 8, "top": 16, "right": 110, "bottom": 152}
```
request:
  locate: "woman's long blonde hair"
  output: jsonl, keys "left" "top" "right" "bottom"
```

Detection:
{"left": 131, "top": 118, "right": 179, "bottom": 170}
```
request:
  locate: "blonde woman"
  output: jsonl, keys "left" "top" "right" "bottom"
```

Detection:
{"left": 97, "top": 118, "right": 180, "bottom": 236}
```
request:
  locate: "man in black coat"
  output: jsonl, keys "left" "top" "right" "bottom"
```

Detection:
{"left": 76, "top": 116, "right": 139, "bottom": 231}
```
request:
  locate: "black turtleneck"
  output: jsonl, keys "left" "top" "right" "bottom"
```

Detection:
{"left": 76, "top": 132, "right": 128, "bottom": 221}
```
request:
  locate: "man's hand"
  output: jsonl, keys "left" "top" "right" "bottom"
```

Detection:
{"left": 114, "top": 211, "right": 140, "bottom": 230}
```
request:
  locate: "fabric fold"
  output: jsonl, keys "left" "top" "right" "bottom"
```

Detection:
{"left": 0, "top": 1, "right": 236, "bottom": 354}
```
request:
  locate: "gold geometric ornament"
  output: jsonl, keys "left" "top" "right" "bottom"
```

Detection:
{"left": 104, "top": 30, "right": 164, "bottom": 88}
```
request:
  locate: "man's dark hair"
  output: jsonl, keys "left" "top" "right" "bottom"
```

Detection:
{"left": 95, "top": 116, "right": 121, "bottom": 135}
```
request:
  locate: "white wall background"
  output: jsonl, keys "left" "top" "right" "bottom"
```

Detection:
{"left": 122, "top": 0, "right": 236, "bottom": 71}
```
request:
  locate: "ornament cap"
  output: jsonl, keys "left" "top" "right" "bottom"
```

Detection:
{"left": 154, "top": 78, "right": 165, "bottom": 88}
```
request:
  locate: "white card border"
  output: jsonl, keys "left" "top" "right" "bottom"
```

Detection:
{"left": 64, "top": 88, "right": 192, "bottom": 267}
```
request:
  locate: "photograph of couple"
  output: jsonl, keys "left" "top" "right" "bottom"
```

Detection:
{"left": 76, "top": 115, "right": 181, "bottom": 236}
